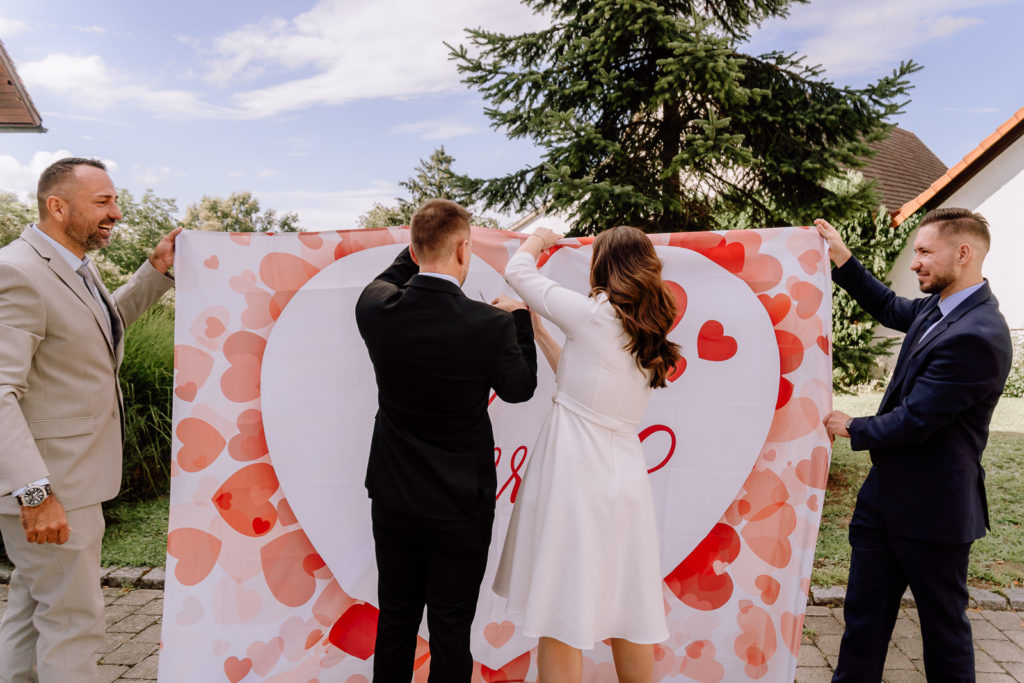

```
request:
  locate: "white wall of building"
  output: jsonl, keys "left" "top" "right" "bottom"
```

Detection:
{"left": 888, "top": 133, "right": 1024, "bottom": 331}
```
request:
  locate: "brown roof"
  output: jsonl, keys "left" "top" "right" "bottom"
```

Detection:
{"left": 860, "top": 127, "right": 947, "bottom": 212}
{"left": 893, "top": 106, "right": 1024, "bottom": 225}
{"left": 0, "top": 39, "right": 44, "bottom": 133}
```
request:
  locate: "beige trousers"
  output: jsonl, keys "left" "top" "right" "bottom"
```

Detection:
{"left": 0, "top": 504, "right": 105, "bottom": 683}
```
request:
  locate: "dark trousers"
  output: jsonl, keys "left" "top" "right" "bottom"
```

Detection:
{"left": 371, "top": 500, "right": 494, "bottom": 683}
{"left": 833, "top": 519, "right": 974, "bottom": 682}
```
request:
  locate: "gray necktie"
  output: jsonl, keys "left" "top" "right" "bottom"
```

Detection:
{"left": 76, "top": 262, "right": 122, "bottom": 348}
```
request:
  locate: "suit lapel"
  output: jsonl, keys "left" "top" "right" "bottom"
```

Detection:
{"left": 20, "top": 230, "right": 117, "bottom": 354}
{"left": 880, "top": 283, "right": 994, "bottom": 412}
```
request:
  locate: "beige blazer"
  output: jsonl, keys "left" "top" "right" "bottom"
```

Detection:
{"left": 0, "top": 227, "right": 173, "bottom": 514}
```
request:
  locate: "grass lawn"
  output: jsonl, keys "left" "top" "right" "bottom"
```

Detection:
{"left": 97, "top": 396, "right": 1023, "bottom": 591}
{"left": 814, "top": 392, "right": 1024, "bottom": 588}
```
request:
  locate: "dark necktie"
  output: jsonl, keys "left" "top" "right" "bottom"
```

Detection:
{"left": 76, "top": 263, "right": 122, "bottom": 348}
{"left": 917, "top": 303, "right": 944, "bottom": 344}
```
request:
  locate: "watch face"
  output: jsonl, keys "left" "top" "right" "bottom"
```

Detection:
{"left": 22, "top": 486, "right": 46, "bottom": 506}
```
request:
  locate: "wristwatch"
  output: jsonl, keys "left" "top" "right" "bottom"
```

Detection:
{"left": 844, "top": 417, "right": 854, "bottom": 432}
{"left": 16, "top": 483, "right": 52, "bottom": 507}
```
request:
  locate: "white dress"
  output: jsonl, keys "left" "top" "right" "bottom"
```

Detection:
{"left": 493, "top": 251, "right": 669, "bottom": 650}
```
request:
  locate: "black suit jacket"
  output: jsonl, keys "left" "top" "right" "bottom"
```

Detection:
{"left": 834, "top": 257, "right": 1012, "bottom": 543}
{"left": 355, "top": 247, "right": 537, "bottom": 520}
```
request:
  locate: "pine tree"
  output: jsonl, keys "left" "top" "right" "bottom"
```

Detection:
{"left": 359, "top": 146, "right": 498, "bottom": 228}
{"left": 449, "top": 0, "right": 919, "bottom": 235}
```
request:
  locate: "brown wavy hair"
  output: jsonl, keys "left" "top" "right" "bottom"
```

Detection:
{"left": 590, "top": 226, "right": 682, "bottom": 388}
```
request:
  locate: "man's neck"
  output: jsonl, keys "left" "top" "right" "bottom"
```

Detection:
{"left": 418, "top": 263, "right": 462, "bottom": 284}
{"left": 36, "top": 221, "right": 85, "bottom": 259}
{"left": 939, "top": 275, "right": 984, "bottom": 300}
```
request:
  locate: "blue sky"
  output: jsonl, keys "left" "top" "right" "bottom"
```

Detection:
{"left": 1, "top": 0, "right": 1021, "bottom": 229}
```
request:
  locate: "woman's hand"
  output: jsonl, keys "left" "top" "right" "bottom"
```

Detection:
{"left": 531, "top": 227, "right": 562, "bottom": 250}
{"left": 491, "top": 295, "right": 527, "bottom": 312}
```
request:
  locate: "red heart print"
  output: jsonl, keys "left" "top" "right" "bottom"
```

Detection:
{"left": 223, "top": 656, "right": 251, "bottom": 683}
{"left": 228, "top": 409, "right": 269, "bottom": 462}
{"left": 167, "top": 527, "right": 221, "bottom": 586}
{"left": 483, "top": 621, "right": 515, "bottom": 648}
{"left": 664, "top": 280, "right": 687, "bottom": 332}
{"left": 757, "top": 293, "right": 791, "bottom": 326}
{"left": 481, "top": 651, "right": 531, "bottom": 683}
{"left": 212, "top": 463, "right": 279, "bottom": 537}
{"left": 667, "top": 356, "right": 687, "bottom": 382}
{"left": 174, "top": 381, "right": 198, "bottom": 402}
{"left": 261, "top": 530, "right": 319, "bottom": 606}
{"left": 329, "top": 603, "right": 379, "bottom": 660}
{"left": 204, "top": 255, "right": 219, "bottom": 269}
{"left": 176, "top": 417, "right": 225, "bottom": 472}
{"left": 697, "top": 320, "right": 737, "bottom": 361}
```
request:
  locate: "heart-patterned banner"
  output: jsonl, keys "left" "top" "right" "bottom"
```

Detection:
{"left": 160, "top": 226, "right": 833, "bottom": 682}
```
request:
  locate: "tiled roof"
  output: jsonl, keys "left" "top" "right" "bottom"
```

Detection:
{"left": 0, "top": 39, "right": 44, "bottom": 132}
{"left": 861, "top": 127, "right": 948, "bottom": 213}
{"left": 892, "top": 106, "right": 1024, "bottom": 225}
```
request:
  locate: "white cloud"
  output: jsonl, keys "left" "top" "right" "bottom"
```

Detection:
{"left": 20, "top": 53, "right": 246, "bottom": 120}
{"left": 200, "top": 0, "right": 549, "bottom": 117}
{"left": 391, "top": 120, "right": 478, "bottom": 140}
{"left": 0, "top": 150, "right": 74, "bottom": 202}
{"left": 749, "top": 0, "right": 998, "bottom": 77}
{"left": 131, "top": 164, "right": 172, "bottom": 187}
{"left": 0, "top": 18, "right": 29, "bottom": 37}
{"left": 71, "top": 25, "right": 108, "bottom": 35}
{"left": 262, "top": 182, "right": 401, "bottom": 229}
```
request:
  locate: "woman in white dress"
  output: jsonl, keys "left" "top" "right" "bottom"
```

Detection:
{"left": 493, "top": 226, "right": 681, "bottom": 682}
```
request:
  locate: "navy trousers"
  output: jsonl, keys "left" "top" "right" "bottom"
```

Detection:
{"left": 832, "top": 516, "right": 974, "bottom": 682}
{"left": 370, "top": 500, "right": 494, "bottom": 683}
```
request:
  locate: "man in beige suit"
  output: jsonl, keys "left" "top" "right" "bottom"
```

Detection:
{"left": 0, "top": 157, "right": 181, "bottom": 682}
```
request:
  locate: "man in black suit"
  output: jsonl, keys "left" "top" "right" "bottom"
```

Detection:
{"left": 816, "top": 209, "right": 1012, "bottom": 682}
{"left": 355, "top": 199, "right": 537, "bottom": 682}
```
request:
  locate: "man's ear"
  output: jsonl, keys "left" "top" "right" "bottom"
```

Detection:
{"left": 45, "top": 195, "right": 65, "bottom": 222}
{"left": 409, "top": 246, "right": 420, "bottom": 265}
{"left": 455, "top": 237, "right": 470, "bottom": 265}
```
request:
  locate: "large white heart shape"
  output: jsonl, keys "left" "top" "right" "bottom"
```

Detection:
{"left": 260, "top": 241, "right": 778, "bottom": 669}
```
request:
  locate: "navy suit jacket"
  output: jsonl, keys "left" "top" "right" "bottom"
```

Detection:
{"left": 355, "top": 247, "right": 537, "bottom": 520}
{"left": 833, "top": 257, "right": 1012, "bottom": 543}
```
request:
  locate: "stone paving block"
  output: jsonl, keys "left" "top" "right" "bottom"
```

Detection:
{"left": 123, "top": 653, "right": 160, "bottom": 679}
{"left": 106, "top": 567, "right": 147, "bottom": 588}
{"left": 138, "top": 567, "right": 165, "bottom": 590}
{"left": 901, "top": 588, "right": 916, "bottom": 607}
{"left": 815, "top": 634, "right": 842, "bottom": 668}
{"left": 977, "top": 648, "right": 1009, "bottom": 673}
{"left": 880, "top": 670, "right": 925, "bottom": 682}
{"left": 110, "top": 613, "right": 159, "bottom": 634}
{"left": 804, "top": 605, "right": 832, "bottom": 617}
{"left": 1008, "top": 631, "right": 1024, "bottom": 649}
{"left": 104, "top": 604, "right": 137, "bottom": 626}
{"left": 892, "top": 618, "right": 922, "bottom": 638}
{"left": 979, "top": 639, "right": 1024, "bottom": 663}
{"left": 830, "top": 607, "right": 846, "bottom": 627}
{"left": 134, "top": 623, "right": 163, "bottom": 644}
{"left": 883, "top": 645, "right": 916, "bottom": 670}
{"left": 804, "top": 614, "right": 845, "bottom": 636}
{"left": 892, "top": 636, "right": 923, "bottom": 660}
{"left": 1003, "top": 589, "right": 1024, "bottom": 612}
{"left": 97, "top": 633, "right": 125, "bottom": 655}
{"left": 974, "top": 619, "right": 1012, "bottom": 641}
{"left": 99, "top": 566, "right": 119, "bottom": 583}
{"left": 999, "top": 661, "right": 1024, "bottom": 680}
{"left": 114, "top": 588, "right": 162, "bottom": 606}
{"left": 985, "top": 611, "right": 1024, "bottom": 632}
{"left": 103, "top": 587, "right": 124, "bottom": 605}
{"left": 101, "top": 641, "right": 158, "bottom": 666}
{"left": 974, "top": 674, "right": 1016, "bottom": 682}
{"left": 141, "top": 599, "right": 164, "bottom": 616}
{"left": 794, "top": 667, "right": 834, "bottom": 682}
{"left": 811, "top": 585, "right": 846, "bottom": 606}
{"left": 797, "top": 643, "right": 828, "bottom": 668}
{"left": 970, "top": 609, "right": 990, "bottom": 620}
{"left": 98, "top": 663, "right": 129, "bottom": 683}
{"left": 903, "top": 608, "right": 920, "bottom": 625}
{"left": 972, "top": 587, "right": 1011, "bottom": 611}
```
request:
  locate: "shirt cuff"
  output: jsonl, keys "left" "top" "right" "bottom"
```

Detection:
{"left": 12, "top": 477, "right": 50, "bottom": 498}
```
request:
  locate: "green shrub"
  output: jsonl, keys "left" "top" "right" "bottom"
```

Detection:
{"left": 1005, "top": 338, "right": 1024, "bottom": 398}
{"left": 117, "top": 304, "right": 175, "bottom": 501}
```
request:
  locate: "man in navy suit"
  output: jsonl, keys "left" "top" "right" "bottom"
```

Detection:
{"left": 816, "top": 209, "right": 1012, "bottom": 682}
{"left": 355, "top": 199, "right": 537, "bottom": 682}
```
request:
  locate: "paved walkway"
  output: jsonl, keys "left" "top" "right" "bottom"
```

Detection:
{"left": 1, "top": 580, "right": 1022, "bottom": 681}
